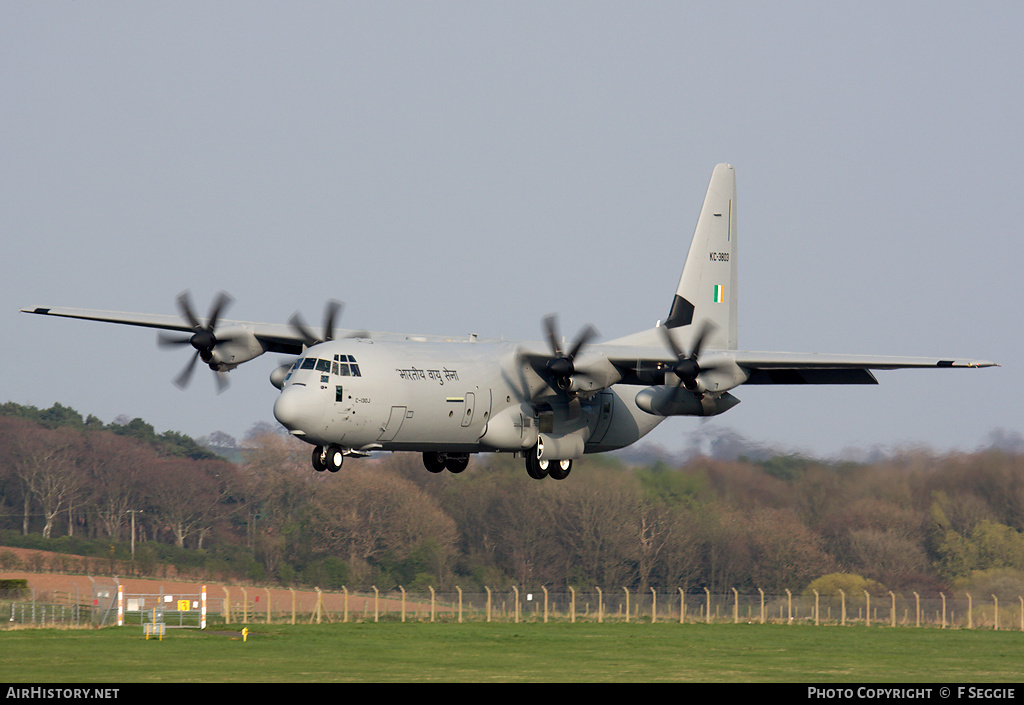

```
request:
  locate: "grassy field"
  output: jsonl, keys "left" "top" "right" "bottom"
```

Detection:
{"left": 2, "top": 621, "right": 1023, "bottom": 683}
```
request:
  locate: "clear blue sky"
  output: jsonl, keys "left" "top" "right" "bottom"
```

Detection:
{"left": 3, "top": 2, "right": 1019, "bottom": 459}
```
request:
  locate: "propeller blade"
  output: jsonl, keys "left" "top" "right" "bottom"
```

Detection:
{"left": 567, "top": 324, "right": 598, "bottom": 360}
{"left": 213, "top": 369, "right": 230, "bottom": 393}
{"left": 323, "top": 300, "right": 342, "bottom": 342}
{"left": 176, "top": 291, "right": 202, "bottom": 330}
{"left": 158, "top": 332, "right": 193, "bottom": 348}
{"left": 174, "top": 351, "right": 201, "bottom": 389}
{"left": 658, "top": 324, "right": 685, "bottom": 361}
{"left": 205, "top": 291, "right": 233, "bottom": 331}
{"left": 290, "top": 300, "right": 346, "bottom": 347}
{"left": 289, "top": 312, "right": 319, "bottom": 347}
{"left": 543, "top": 314, "right": 563, "bottom": 357}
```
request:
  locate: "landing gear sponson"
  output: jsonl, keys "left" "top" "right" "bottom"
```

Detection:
{"left": 314, "top": 445, "right": 569, "bottom": 480}
{"left": 421, "top": 447, "right": 571, "bottom": 480}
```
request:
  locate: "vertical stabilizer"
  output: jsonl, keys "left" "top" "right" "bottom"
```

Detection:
{"left": 665, "top": 163, "right": 737, "bottom": 350}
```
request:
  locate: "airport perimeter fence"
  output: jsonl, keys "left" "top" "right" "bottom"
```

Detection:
{"left": 5, "top": 581, "right": 1024, "bottom": 631}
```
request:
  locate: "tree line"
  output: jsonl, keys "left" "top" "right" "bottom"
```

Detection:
{"left": 1, "top": 402, "right": 1023, "bottom": 600}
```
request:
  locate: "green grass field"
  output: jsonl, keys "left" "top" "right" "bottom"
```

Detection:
{"left": 1, "top": 622, "right": 1022, "bottom": 683}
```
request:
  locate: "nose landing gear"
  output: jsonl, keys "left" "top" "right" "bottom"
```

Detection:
{"left": 312, "top": 445, "right": 345, "bottom": 473}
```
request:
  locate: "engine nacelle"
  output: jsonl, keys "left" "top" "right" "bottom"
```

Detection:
{"left": 270, "top": 362, "right": 293, "bottom": 390}
{"left": 635, "top": 387, "right": 740, "bottom": 417}
{"left": 564, "top": 353, "right": 622, "bottom": 393}
{"left": 209, "top": 327, "right": 266, "bottom": 368}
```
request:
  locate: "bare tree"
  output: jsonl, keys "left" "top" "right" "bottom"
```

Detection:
{"left": 11, "top": 424, "right": 84, "bottom": 538}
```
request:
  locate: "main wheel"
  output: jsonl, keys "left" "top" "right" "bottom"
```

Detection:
{"left": 525, "top": 449, "right": 548, "bottom": 480}
{"left": 325, "top": 445, "right": 344, "bottom": 473}
{"left": 311, "top": 446, "right": 327, "bottom": 472}
{"left": 444, "top": 453, "right": 470, "bottom": 473}
{"left": 423, "top": 451, "right": 446, "bottom": 473}
{"left": 548, "top": 458, "right": 572, "bottom": 480}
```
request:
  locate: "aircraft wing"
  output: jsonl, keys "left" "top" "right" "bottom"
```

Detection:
{"left": 19, "top": 305, "right": 309, "bottom": 355}
{"left": 598, "top": 342, "right": 997, "bottom": 387}
{"left": 730, "top": 351, "right": 998, "bottom": 385}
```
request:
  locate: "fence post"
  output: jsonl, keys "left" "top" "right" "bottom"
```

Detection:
{"left": 651, "top": 588, "right": 657, "bottom": 624}
{"left": 241, "top": 587, "right": 249, "bottom": 624}
{"left": 596, "top": 587, "right": 603, "bottom": 623}
{"left": 813, "top": 590, "right": 819, "bottom": 626}
{"left": 223, "top": 586, "right": 231, "bottom": 623}
{"left": 624, "top": 587, "right": 630, "bottom": 623}
{"left": 967, "top": 592, "right": 973, "bottom": 630}
{"left": 400, "top": 586, "right": 406, "bottom": 623}
{"left": 889, "top": 592, "right": 895, "bottom": 628}
{"left": 290, "top": 588, "right": 296, "bottom": 625}
{"left": 678, "top": 587, "right": 685, "bottom": 624}
{"left": 704, "top": 587, "right": 711, "bottom": 624}
{"left": 265, "top": 588, "right": 271, "bottom": 624}
{"left": 786, "top": 589, "right": 793, "bottom": 624}
{"left": 732, "top": 588, "right": 738, "bottom": 624}
{"left": 513, "top": 586, "right": 520, "bottom": 624}
{"left": 839, "top": 590, "right": 846, "bottom": 626}
{"left": 569, "top": 586, "right": 576, "bottom": 623}
{"left": 941, "top": 593, "right": 946, "bottom": 629}
{"left": 485, "top": 586, "right": 492, "bottom": 622}
{"left": 758, "top": 588, "right": 765, "bottom": 624}
{"left": 993, "top": 595, "right": 999, "bottom": 631}
{"left": 342, "top": 586, "right": 349, "bottom": 623}
{"left": 372, "top": 586, "right": 379, "bottom": 623}
{"left": 864, "top": 590, "right": 870, "bottom": 627}
{"left": 914, "top": 592, "right": 920, "bottom": 628}
{"left": 542, "top": 586, "right": 549, "bottom": 623}
{"left": 457, "top": 586, "right": 463, "bottom": 623}
{"left": 429, "top": 586, "right": 436, "bottom": 623}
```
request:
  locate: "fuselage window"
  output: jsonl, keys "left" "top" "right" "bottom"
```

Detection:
{"left": 315, "top": 359, "right": 331, "bottom": 373}
{"left": 300, "top": 357, "right": 317, "bottom": 370}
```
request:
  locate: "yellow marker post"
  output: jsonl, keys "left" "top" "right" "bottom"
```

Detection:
{"left": 242, "top": 627, "right": 248, "bottom": 642}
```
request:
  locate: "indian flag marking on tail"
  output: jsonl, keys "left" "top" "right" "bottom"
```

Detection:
{"left": 713, "top": 284, "right": 725, "bottom": 303}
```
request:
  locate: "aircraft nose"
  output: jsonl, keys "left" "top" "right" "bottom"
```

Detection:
{"left": 273, "top": 384, "right": 323, "bottom": 436}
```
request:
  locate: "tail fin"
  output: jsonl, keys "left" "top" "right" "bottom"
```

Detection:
{"left": 665, "top": 163, "right": 737, "bottom": 350}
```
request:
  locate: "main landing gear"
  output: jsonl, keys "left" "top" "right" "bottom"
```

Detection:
{"left": 311, "top": 445, "right": 345, "bottom": 473}
{"left": 422, "top": 451, "right": 470, "bottom": 474}
{"left": 524, "top": 446, "right": 572, "bottom": 481}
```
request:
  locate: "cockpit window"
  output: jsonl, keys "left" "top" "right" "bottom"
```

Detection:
{"left": 334, "top": 354, "right": 362, "bottom": 377}
{"left": 292, "top": 355, "right": 362, "bottom": 377}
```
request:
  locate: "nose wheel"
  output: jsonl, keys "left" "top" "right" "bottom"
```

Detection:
{"left": 312, "top": 445, "right": 344, "bottom": 473}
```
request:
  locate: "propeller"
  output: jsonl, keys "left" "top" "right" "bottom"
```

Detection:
{"left": 289, "top": 299, "right": 370, "bottom": 347}
{"left": 289, "top": 299, "right": 343, "bottom": 347}
{"left": 157, "top": 291, "right": 234, "bottom": 391}
{"left": 542, "top": 314, "right": 598, "bottom": 391}
{"left": 658, "top": 320, "right": 721, "bottom": 396}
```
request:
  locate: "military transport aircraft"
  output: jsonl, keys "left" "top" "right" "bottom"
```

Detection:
{"left": 21, "top": 164, "right": 996, "bottom": 480}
